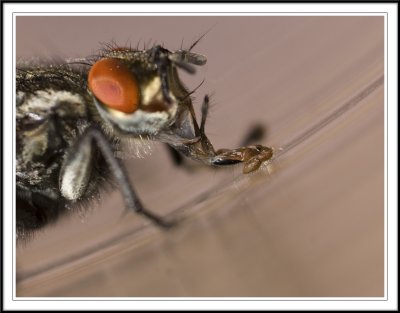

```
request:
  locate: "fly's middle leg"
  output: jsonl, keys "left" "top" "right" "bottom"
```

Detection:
{"left": 60, "top": 126, "right": 174, "bottom": 229}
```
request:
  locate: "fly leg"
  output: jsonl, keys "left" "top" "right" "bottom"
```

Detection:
{"left": 171, "top": 95, "right": 274, "bottom": 173}
{"left": 61, "top": 126, "right": 174, "bottom": 228}
{"left": 198, "top": 95, "right": 216, "bottom": 156}
{"left": 165, "top": 95, "right": 214, "bottom": 169}
{"left": 197, "top": 96, "right": 273, "bottom": 173}
{"left": 212, "top": 145, "right": 273, "bottom": 174}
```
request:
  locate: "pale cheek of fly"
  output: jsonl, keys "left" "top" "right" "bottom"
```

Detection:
{"left": 141, "top": 76, "right": 164, "bottom": 105}
{"left": 96, "top": 102, "right": 175, "bottom": 135}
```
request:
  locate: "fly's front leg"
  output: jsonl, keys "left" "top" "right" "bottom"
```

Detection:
{"left": 165, "top": 95, "right": 215, "bottom": 169}
{"left": 212, "top": 145, "right": 273, "bottom": 174}
{"left": 198, "top": 95, "right": 216, "bottom": 157}
{"left": 60, "top": 126, "right": 174, "bottom": 228}
{"left": 168, "top": 95, "right": 272, "bottom": 173}
{"left": 178, "top": 95, "right": 273, "bottom": 173}
{"left": 197, "top": 96, "right": 273, "bottom": 173}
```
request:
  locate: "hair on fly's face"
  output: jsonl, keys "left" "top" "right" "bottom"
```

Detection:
{"left": 16, "top": 36, "right": 273, "bottom": 242}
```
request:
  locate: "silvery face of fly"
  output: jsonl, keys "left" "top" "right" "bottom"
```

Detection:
{"left": 16, "top": 43, "right": 273, "bottom": 240}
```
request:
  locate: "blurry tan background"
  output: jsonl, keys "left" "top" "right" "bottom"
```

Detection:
{"left": 16, "top": 16, "right": 384, "bottom": 297}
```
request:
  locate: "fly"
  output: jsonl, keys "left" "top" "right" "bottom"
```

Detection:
{"left": 16, "top": 42, "right": 273, "bottom": 240}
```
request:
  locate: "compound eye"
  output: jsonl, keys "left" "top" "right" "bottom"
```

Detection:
{"left": 88, "top": 58, "right": 139, "bottom": 114}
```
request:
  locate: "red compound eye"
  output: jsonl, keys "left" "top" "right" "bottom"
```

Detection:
{"left": 88, "top": 58, "right": 139, "bottom": 114}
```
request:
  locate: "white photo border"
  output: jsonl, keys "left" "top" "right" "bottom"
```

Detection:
{"left": 3, "top": 2, "right": 398, "bottom": 311}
